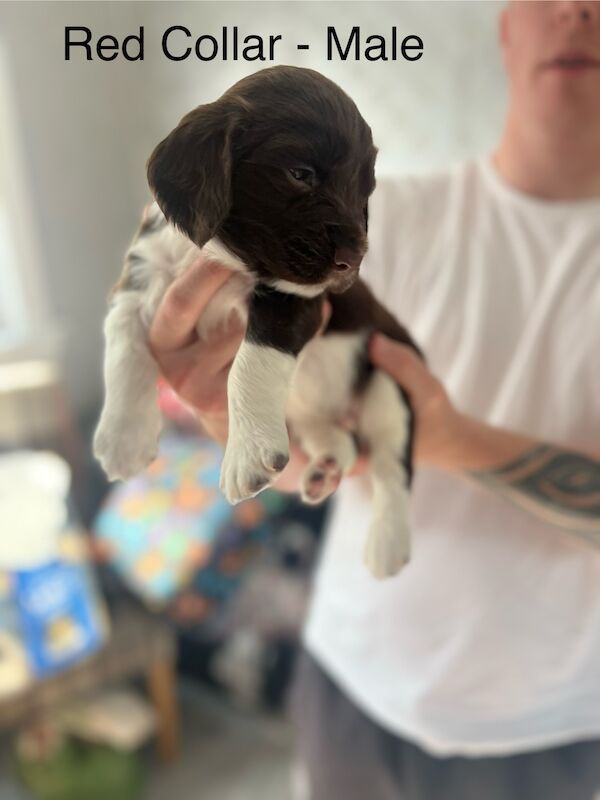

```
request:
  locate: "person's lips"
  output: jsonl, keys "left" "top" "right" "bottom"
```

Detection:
{"left": 541, "top": 52, "right": 600, "bottom": 73}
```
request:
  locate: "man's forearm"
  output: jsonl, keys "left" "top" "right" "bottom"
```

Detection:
{"left": 368, "top": 335, "right": 599, "bottom": 538}
{"left": 445, "top": 413, "right": 600, "bottom": 537}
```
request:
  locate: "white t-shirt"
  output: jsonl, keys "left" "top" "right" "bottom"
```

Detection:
{"left": 304, "top": 157, "right": 600, "bottom": 757}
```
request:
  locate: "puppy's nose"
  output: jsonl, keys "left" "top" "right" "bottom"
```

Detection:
{"left": 334, "top": 247, "right": 363, "bottom": 272}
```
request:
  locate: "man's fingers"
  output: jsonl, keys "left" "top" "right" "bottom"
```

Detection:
{"left": 149, "top": 258, "right": 233, "bottom": 351}
{"left": 167, "top": 327, "right": 242, "bottom": 378}
{"left": 185, "top": 320, "right": 245, "bottom": 372}
{"left": 347, "top": 451, "right": 370, "bottom": 478}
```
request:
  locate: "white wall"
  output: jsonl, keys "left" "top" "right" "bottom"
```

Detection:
{"left": 0, "top": 1, "right": 506, "bottom": 418}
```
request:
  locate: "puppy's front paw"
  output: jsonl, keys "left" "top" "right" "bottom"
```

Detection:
{"left": 220, "top": 432, "right": 289, "bottom": 504}
{"left": 94, "top": 411, "right": 161, "bottom": 481}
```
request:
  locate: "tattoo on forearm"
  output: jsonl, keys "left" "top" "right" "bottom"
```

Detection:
{"left": 472, "top": 445, "right": 600, "bottom": 537}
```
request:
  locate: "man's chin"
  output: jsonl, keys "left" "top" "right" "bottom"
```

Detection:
{"left": 533, "top": 79, "right": 600, "bottom": 119}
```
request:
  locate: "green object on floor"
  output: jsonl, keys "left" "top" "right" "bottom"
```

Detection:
{"left": 16, "top": 739, "right": 142, "bottom": 800}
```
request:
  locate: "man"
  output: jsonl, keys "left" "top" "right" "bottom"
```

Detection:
{"left": 149, "top": 2, "right": 600, "bottom": 797}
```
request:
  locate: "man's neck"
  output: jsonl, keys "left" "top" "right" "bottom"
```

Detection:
{"left": 494, "top": 109, "right": 600, "bottom": 201}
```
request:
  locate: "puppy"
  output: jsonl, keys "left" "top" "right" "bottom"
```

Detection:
{"left": 94, "top": 66, "right": 422, "bottom": 578}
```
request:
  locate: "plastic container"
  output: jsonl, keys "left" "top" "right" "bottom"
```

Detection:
{"left": 0, "top": 451, "right": 70, "bottom": 569}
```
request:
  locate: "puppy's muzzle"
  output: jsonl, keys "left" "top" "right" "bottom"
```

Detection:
{"left": 328, "top": 246, "right": 363, "bottom": 293}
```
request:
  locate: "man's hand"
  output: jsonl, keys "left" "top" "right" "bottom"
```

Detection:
{"left": 149, "top": 256, "right": 332, "bottom": 493}
{"left": 149, "top": 258, "right": 243, "bottom": 444}
{"left": 369, "top": 332, "right": 541, "bottom": 472}
{"left": 370, "top": 333, "right": 465, "bottom": 470}
{"left": 370, "top": 334, "right": 600, "bottom": 534}
{"left": 369, "top": 332, "right": 538, "bottom": 472}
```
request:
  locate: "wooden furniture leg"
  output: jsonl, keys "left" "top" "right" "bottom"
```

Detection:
{"left": 146, "top": 660, "right": 180, "bottom": 764}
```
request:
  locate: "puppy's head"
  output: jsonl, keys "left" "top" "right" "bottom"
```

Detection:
{"left": 147, "top": 66, "right": 377, "bottom": 292}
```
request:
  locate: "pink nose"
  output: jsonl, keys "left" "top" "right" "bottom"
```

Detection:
{"left": 334, "top": 247, "right": 363, "bottom": 272}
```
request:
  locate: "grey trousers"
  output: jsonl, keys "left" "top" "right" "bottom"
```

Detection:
{"left": 289, "top": 650, "right": 600, "bottom": 800}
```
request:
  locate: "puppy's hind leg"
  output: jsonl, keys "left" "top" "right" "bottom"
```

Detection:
{"left": 93, "top": 291, "right": 162, "bottom": 481}
{"left": 358, "top": 370, "right": 414, "bottom": 579}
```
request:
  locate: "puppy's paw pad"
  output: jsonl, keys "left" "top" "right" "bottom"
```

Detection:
{"left": 264, "top": 451, "right": 290, "bottom": 473}
{"left": 301, "top": 455, "right": 342, "bottom": 505}
{"left": 220, "top": 439, "right": 289, "bottom": 504}
{"left": 247, "top": 473, "right": 271, "bottom": 495}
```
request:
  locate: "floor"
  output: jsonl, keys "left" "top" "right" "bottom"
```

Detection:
{"left": 0, "top": 678, "right": 298, "bottom": 800}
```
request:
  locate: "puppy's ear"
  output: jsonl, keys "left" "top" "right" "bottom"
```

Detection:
{"left": 147, "top": 102, "right": 236, "bottom": 247}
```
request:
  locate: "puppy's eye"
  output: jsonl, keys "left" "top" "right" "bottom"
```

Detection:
{"left": 288, "top": 166, "right": 316, "bottom": 187}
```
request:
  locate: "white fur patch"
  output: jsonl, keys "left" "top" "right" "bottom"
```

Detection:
{"left": 202, "top": 236, "right": 247, "bottom": 273}
{"left": 270, "top": 278, "right": 327, "bottom": 298}
{"left": 220, "top": 341, "right": 295, "bottom": 503}
{"left": 288, "top": 333, "right": 366, "bottom": 420}
{"left": 288, "top": 333, "right": 365, "bottom": 504}
{"left": 358, "top": 370, "right": 412, "bottom": 578}
{"left": 93, "top": 292, "right": 162, "bottom": 480}
{"left": 289, "top": 334, "right": 413, "bottom": 577}
{"left": 95, "top": 208, "right": 202, "bottom": 480}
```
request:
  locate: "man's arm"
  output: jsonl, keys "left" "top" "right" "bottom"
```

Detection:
{"left": 370, "top": 334, "right": 600, "bottom": 539}
{"left": 457, "top": 419, "right": 600, "bottom": 536}
{"left": 473, "top": 443, "right": 600, "bottom": 534}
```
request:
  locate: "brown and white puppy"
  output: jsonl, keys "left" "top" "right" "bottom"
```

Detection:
{"left": 94, "top": 66, "right": 422, "bottom": 578}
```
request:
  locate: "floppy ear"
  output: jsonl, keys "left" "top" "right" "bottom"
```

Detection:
{"left": 147, "top": 102, "right": 236, "bottom": 247}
